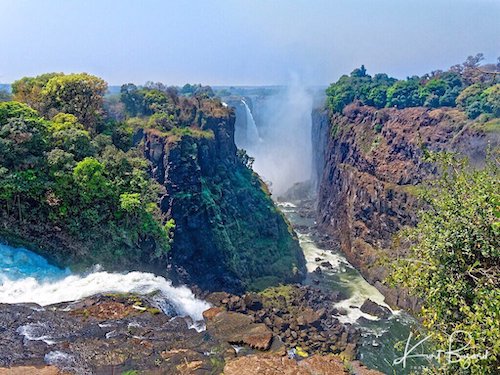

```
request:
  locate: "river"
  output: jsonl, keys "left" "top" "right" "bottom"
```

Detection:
{"left": 278, "top": 200, "right": 429, "bottom": 374}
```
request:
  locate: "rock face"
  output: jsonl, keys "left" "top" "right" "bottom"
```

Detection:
{"left": 314, "top": 103, "right": 499, "bottom": 310}
{"left": 143, "top": 106, "right": 306, "bottom": 292}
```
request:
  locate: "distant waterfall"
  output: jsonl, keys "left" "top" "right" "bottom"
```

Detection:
{"left": 241, "top": 99, "right": 260, "bottom": 143}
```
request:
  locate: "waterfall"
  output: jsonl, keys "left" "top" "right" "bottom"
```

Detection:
{"left": 241, "top": 99, "right": 260, "bottom": 143}
{"left": 0, "top": 243, "right": 210, "bottom": 322}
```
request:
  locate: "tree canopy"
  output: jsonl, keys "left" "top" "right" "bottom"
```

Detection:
{"left": 326, "top": 54, "right": 500, "bottom": 119}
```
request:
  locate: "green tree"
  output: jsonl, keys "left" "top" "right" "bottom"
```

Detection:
{"left": 120, "top": 192, "right": 141, "bottom": 213}
{"left": 11, "top": 73, "right": 61, "bottom": 111}
{"left": 120, "top": 83, "right": 144, "bottom": 116}
{"left": 389, "top": 152, "right": 499, "bottom": 374}
{"left": 41, "top": 73, "right": 107, "bottom": 131}
{"left": 73, "top": 157, "right": 109, "bottom": 203}
{"left": 482, "top": 84, "right": 500, "bottom": 118}
{"left": 386, "top": 79, "right": 423, "bottom": 108}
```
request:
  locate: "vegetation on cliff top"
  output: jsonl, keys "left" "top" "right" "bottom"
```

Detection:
{"left": 389, "top": 152, "right": 499, "bottom": 374}
{"left": 1, "top": 72, "right": 303, "bottom": 290}
{"left": 0, "top": 73, "right": 228, "bottom": 268}
{"left": 326, "top": 54, "right": 500, "bottom": 119}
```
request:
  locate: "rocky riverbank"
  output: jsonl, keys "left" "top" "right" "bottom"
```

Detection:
{"left": 0, "top": 288, "right": 384, "bottom": 374}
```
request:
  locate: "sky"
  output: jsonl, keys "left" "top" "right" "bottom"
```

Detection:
{"left": 0, "top": 0, "right": 499, "bottom": 86}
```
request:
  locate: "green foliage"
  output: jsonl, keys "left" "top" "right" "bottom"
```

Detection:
{"left": 12, "top": 73, "right": 107, "bottom": 131}
{"left": 387, "top": 78, "right": 423, "bottom": 108}
{"left": 325, "top": 55, "right": 498, "bottom": 117}
{"left": 388, "top": 152, "right": 500, "bottom": 374}
{"left": 0, "top": 95, "right": 169, "bottom": 267}
{"left": 11, "top": 72, "right": 61, "bottom": 111}
{"left": 41, "top": 73, "right": 107, "bottom": 130}
{"left": 120, "top": 192, "right": 141, "bottom": 213}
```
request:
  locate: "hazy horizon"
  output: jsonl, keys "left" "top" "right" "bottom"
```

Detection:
{"left": 1, "top": 0, "right": 499, "bottom": 86}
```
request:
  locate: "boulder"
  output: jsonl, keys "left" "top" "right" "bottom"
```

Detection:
{"left": 244, "top": 293, "right": 264, "bottom": 311}
{"left": 320, "top": 261, "right": 333, "bottom": 269}
{"left": 360, "top": 299, "right": 391, "bottom": 319}
{"left": 205, "top": 310, "right": 274, "bottom": 350}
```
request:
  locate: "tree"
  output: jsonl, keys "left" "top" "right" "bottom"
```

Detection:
{"left": 40, "top": 73, "right": 107, "bottom": 131}
{"left": 73, "top": 157, "right": 109, "bottom": 203}
{"left": 120, "top": 192, "right": 141, "bottom": 214}
{"left": 120, "top": 83, "right": 144, "bottom": 116}
{"left": 386, "top": 79, "right": 423, "bottom": 108}
{"left": 0, "top": 102, "right": 48, "bottom": 168}
{"left": 389, "top": 152, "right": 499, "bottom": 374}
{"left": 11, "top": 73, "right": 61, "bottom": 111}
{"left": 482, "top": 84, "right": 500, "bottom": 118}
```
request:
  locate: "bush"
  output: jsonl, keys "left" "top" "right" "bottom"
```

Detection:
{"left": 389, "top": 151, "right": 499, "bottom": 374}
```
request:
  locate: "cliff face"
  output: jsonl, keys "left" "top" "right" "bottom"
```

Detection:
{"left": 144, "top": 109, "right": 306, "bottom": 293}
{"left": 314, "top": 103, "right": 499, "bottom": 309}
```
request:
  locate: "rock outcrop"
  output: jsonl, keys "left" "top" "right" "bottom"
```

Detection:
{"left": 314, "top": 103, "right": 499, "bottom": 310}
{"left": 206, "top": 285, "right": 359, "bottom": 358}
{"left": 143, "top": 104, "right": 306, "bottom": 292}
{"left": 0, "top": 292, "right": 379, "bottom": 375}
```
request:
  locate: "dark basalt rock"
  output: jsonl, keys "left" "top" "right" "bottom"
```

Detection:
{"left": 0, "top": 291, "right": 378, "bottom": 374}
{"left": 313, "top": 104, "right": 499, "bottom": 311}
{"left": 143, "top": 108, "right": 306, "bottom": 293}
{"left": 360, "top": 299, "right": 391, "bottom": 319}
{"left": 0, "top": 294, "right": 258, "bottom": 374}
{"left": 207, "top": 285, "right": 359, "bottom": 358}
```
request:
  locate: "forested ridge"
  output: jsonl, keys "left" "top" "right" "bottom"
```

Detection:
{"left": 326, "top": 54, "right": 499, "bottom": 120}
{"left": 0, "top": 73, "right": 229, "bottom": 267}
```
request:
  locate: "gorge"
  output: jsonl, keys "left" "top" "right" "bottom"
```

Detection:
{"left": 0, "top": 59, "right": 498, "bottom": 374}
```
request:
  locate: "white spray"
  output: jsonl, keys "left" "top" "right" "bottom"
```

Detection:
{"left": 238, "top": 77, "right": 314, "bottom": 196}
{"left": 0, "top": 270, "right": 210, "bottom": 322}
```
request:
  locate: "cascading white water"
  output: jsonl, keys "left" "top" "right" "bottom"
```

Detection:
{"left": 235, "top": 79, "right": 314, "bottom": 196}
{"left": 241, "top": 99, "right": 260, "bottom": 144}
{"left": 0, "top": 243, "right": 210, "bottom": 322}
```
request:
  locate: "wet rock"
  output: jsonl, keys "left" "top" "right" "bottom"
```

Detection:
{"left": 320, "top": 261, "right": 333, "bottom": 269}
{"left": 360, "top": 299, "right": 391, "bottom": 319}
{"left": 0, "top": 295, "right": 226, "bottom": 374}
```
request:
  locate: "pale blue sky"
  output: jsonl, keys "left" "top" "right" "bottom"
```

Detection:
{"left": 0, "top": 0, "right": 498, "bottom": 85}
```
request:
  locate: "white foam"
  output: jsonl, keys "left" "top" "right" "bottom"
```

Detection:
{"left": 0, "top": 271, "right": 210, "bottom": 322}
{"left": 17, "top": 322, "right": 56, "bottom": 345}
{"left": 297, "top": 227, "right": 394, "bottom": 324}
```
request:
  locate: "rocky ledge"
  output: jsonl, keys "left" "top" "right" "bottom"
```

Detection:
{"left": 0, "top": 290, "right": 382, "bottom": 374}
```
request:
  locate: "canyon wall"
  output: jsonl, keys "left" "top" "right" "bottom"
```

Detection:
{"left": 314, "top": 103, "right": 499, "bottom": 309}
{"left": 144, "top": 106, "right": 306, "bottom": 293}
